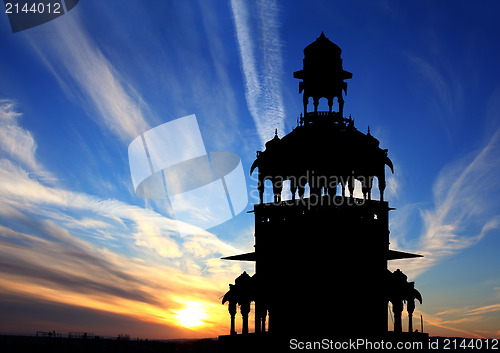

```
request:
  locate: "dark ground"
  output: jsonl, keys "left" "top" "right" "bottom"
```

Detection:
{"left": 0, "top": 335, "right": 219, "bottom": 353}
{"left": 1, "top": 335, "right": 498, "bottom": 352}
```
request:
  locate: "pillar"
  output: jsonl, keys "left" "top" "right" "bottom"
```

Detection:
{"left": 267, "top": 308, "right": 272, "bottom": 333}
{"left": 241, "top": 302, "right": 250, "bottom": 334}
{"left": 392, "top": 301, "right": 403, "bottom": 333}
{"left": 255, "top": 305, "right": 267, "bottom": 333}
{"left": 407, "top": 299, "right": 415, "bottom": 333}
{"left": 254, "top": 303, "right": 261, "bottom": 333}
{"left": 229, "top": 302, "right": 237, "bottom": 335}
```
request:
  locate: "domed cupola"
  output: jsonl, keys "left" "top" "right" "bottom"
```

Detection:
{"left": 264, "top": 129, "right": 281, "bottom": 150}
{"left": 303, "top": 31, "right": 342, "bottom": 57}
{"left": 293, "top": 32, "right": 352, "bottom": 116}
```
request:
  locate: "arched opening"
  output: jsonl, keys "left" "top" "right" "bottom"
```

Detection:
{"left": 317, "top": 97, "right": 329, "bottom": 112}
{"left": 281, "top": 180, "right": 292, "bottom": 201}
{"left": 304, "top": 96, "right": 314, "bottom": 113}
{"left": 303, "top": 182, "right": 311, "bottom": 199}
{"left": 263, "top": 179, "right": 274, "bottom": 204}
{"left": 371, "top": 177, "right": 381, "bottom": 200}
{"left": 332, "top": 97, "right": 340, "bottom": 113}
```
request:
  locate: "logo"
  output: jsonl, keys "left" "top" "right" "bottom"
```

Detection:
{"left": 128, "top": 115, "right": 248, "bottom": 236}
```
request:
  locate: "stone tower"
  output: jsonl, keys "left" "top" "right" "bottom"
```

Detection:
{"left": 220, "top": 33, "right": 427, "bottom": 351}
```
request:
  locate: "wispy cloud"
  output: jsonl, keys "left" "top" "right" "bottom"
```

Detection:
{"left": 0, "top": 154, "right": 243, "bottom": 258}
{"left": 421, "top": 302, "right": 500, "bottom": 338}
{"left": 0, "top": 222, "right": 229, "bottom": 337}
{"left": 408, "top": 55, "right": 463, "bottom": 141}
{"left": 24, "top": 10, "right": 250, "bottom": 234}
{"left": 0, "top": 102, "right": 247, "bottom": 337}
{"left": 0, "top": 160, "right": 244, "bottom": 336}
{"left": 464, "top": 304, "right": 500, "bottom": 317}
{"left": 230, "top": 0, "right": 285, "bottom": 147}
{"left": 421, "top": 309, "right": 487, "bottom": 338}
{"left": 0, "top": 99, "right": 48, "bottom": 177}
{"left": 390, "top": 128, "right": 500, "bottom": 278}
{"left": 26, "top": 13, "right": 151, "bottom": 143}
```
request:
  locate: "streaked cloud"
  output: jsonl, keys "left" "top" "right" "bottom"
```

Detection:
{"left": 420, "top": 302, "right": 500, "bottom": 338}
{"left": 385, "top": 175, "right": 399, "bottom": 200}
{"left": 408, "top": 53, "right": 464, "bottom": 141}
{"left": 0, "top": 164, "right": 242, "bottom": 335}
{"left": 230, "top": 0, "right": 286, "bottom": 147}
{"left": 0, "top": 228, "right": 228, "bottom": 337}
{"left": 0, "top": 154, "right": 243, "bottom": 259}
{"left": 0, "top": 102, "right": 246, "bottom": 337}
{"left": 0, "top": 191, "right": 241, "bottom": 337}
{"left": 0, "top": 99, "right": 47, "bottom": 176}
{"left": 421, "top": 309, "right": 487, "bottom": 338}
{"left": 390, "top": 128, "right": 500, "bottom": 279}
{"left": 27, "top": 13, "right": 151, "bottom": 143}
{"left": 465, "top": 304, "right": 500, "bottom": 317}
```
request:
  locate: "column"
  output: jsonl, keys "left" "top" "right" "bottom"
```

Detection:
{"left": 241, "top": 302, "right": 250, "bottom": 334}
{"left": 229, "top": 302, "right": 237, "bottom": 335}
{"left": 392, "top": 300, "right": 403, "bottom": 333}
{"left": 255, "top": 302, "right": 261, "bottom": 333}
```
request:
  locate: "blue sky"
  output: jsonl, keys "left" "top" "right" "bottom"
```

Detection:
{"left": 0, "top": 0, "right": 499, "bottom": 339}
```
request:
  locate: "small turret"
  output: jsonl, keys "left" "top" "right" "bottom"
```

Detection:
{"left": 293, "top": 32, "right": 352, "bottom": 116}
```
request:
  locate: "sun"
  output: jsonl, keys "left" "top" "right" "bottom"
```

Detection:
{"left": 176, "top": 302, "right": 208, "bottom": 328}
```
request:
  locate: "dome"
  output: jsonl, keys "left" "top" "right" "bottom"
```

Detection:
{"left": 304, "top": 32, "right": 341, "bottom": 56}
{"left": 264, "top": 129, "right": 281, "bottom": 150}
